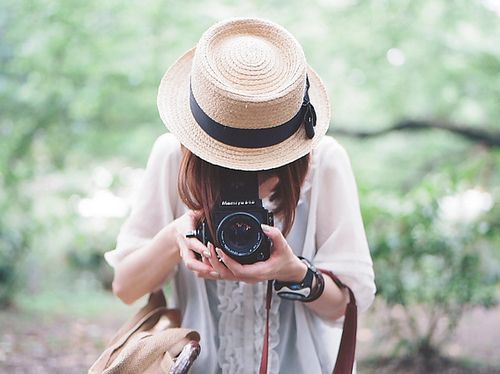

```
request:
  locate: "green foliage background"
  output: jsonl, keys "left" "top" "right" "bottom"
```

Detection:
{"left": 0, "top": 0, "right": 499, "bottom": 365}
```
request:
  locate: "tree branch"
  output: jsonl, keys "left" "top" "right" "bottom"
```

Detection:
{"left": 330, "top": 119, "right": 500, "bottom": 148}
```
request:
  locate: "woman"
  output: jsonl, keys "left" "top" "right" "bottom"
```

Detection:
{"left": 105, "top": 17, "right": 376, "bottom": 374}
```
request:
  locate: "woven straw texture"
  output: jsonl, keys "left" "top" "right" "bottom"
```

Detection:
{"left": 157, "top": 17, "right": 331, "bottom": 171}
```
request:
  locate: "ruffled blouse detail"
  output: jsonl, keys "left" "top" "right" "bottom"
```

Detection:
{"left": 216, "top": 280, "right": 281, "bottom": 374}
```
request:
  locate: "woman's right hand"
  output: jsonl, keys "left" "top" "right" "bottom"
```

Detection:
{"left": 173, "top": 211, "right": 220, "bottom": 279}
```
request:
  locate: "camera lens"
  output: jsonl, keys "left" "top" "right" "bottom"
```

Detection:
{"left": 217, "top": 212, "right": 262, "bottom": 257}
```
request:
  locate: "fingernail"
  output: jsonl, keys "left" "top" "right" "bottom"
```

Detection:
{"left": 215, "top": 248, "right": 224, "bottom": 261}
{"left": 210, "top": 271, "right": 219, "bottom": 278}
{"left": 203, "top": 250, "right": 211, "bottom": 258}
{"left": 261, "top": 224, "right": 271, "bottom": 232}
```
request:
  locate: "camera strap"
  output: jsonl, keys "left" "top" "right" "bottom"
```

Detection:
{"left": 258, "top": 280, "right": 273, "bottom": 374}
{"left": 258, "top": 271, "right": 357, "bottom": 374}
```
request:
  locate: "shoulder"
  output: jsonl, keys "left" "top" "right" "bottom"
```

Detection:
{"left": 312, "top": 135, "right": 352, "bottom": 173}
{"left": 148, "top": 132, "right": 182, "bottom": 168}
{"left": 151, "top": 132, "right": 181, "bottom": 155}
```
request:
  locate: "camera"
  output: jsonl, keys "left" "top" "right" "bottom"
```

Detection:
{"left": 191, "top": 170, "right": 274, "bottom": 264}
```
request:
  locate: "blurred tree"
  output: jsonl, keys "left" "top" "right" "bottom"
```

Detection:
{"left": 0, "top": 190, "right": 34, "bottom": 307}
{"left": 0, "top": 2, "right": 498, "bottom": 371}
{"left": 362, "top": 175, "right": 499, "bottom": 371}
{"left": 333, "top": 118, "right": 500, "bottom": 148}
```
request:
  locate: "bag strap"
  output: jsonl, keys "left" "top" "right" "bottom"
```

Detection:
{"left": 107, "top": 289, "right": 168, "bottom": 346}
{"left": 258, "top": 272, "right": 357, "bottom": 374}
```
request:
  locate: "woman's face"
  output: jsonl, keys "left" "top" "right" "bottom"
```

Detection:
{"left": 258, "top": 173, "right": 279, "bottom": 199}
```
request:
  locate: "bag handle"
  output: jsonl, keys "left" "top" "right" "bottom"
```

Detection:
{"left": 259, "top": 271, "right": 357, "bottom": 374}
{"left": 89, "top": 290, "right": 180, "bottom": 373}
{"left": 106, "top": 289, "right": 168, "bottom": 347}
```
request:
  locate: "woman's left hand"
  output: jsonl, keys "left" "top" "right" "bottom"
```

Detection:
{"left": 202, "top": 224, "right": 307, "bottom": 284}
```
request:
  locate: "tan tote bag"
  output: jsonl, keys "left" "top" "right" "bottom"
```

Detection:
{"left": 89, "top": 290, "right": 200, "bottom": 374}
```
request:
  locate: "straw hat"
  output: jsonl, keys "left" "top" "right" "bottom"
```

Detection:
{"left": 157, "top": 17, "right": 331, "bottom": 171}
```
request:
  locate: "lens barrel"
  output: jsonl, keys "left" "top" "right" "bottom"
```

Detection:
{"left": 217, "top": 212, "right": 263, "bottom": 258}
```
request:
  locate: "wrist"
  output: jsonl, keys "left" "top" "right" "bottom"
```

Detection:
{"left": 171, "top": 216, "right": 186, "bottom": 237}
{"left": 159, "top": 221, "right": 183, "bottom": 261}
{"left": 274, "top": 257, "right": 325, "bottom": 302}
{"left": 277, "top": 256, "right": 308, "bottom": 283}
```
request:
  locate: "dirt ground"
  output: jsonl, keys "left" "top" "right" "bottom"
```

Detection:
{"left": 0, "top": 302, "right": 498, "bottom": 373}
{"left": 356, "top": 303, "right": 500, "bottom": 373}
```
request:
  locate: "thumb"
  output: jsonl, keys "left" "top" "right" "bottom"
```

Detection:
{"left": 261, "top": 224, "right": 284, "bottom": 243}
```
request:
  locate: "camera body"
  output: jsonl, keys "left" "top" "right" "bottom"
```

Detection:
{"left": 192, "top": 170, "right": 274, "bottom": 265}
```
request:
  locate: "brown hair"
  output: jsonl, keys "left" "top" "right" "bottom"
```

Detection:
{"left": 178, "top": 146, "right": 310, "bottom": 239}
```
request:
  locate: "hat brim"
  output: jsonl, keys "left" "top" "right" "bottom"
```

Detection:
{"left": 157, "top": 47, "right": 331, "bottom": 171}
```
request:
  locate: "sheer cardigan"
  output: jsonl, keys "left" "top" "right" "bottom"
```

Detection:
{"left": 104, "top": 133, "right": 376, "bottom": 374}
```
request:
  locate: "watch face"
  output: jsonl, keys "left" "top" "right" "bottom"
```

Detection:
{"left": 288, "top": 283, "right": 305, "bottom": 291}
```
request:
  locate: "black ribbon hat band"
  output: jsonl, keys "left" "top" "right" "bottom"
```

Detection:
{"left": 189, "top": 76, "right": 317, "bottom": 149}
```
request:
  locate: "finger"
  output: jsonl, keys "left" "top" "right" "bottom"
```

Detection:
{"left": 194, "top": 270, "right": 221, "bottom": 280}
{"left": 185, "top": 237, "right": 211, "bottom": 258}
{"left": 215, "top": 245, "right": 276, "bottom": 281}
{"left": 176, "top": 233, "right": 191, "bottom": 259}
{"left": 177, "top": 234, "right": 214, "bottom": 273}
{"left": 202, "top": 255, "right": 210, "bottom": 265}
{"left": 207, "top": 243, "right": 237, "bottom": 281}
{"left": 215, "top": 247, "right": 247, "bottom": 279}
{"left": 201, "top": 255, "right": 219, "bottom": 273}
{"left": 184, "top": 257, "right": 214, "bottom": 274}
{"left": 184, "top": 254, "right": 214, "bottom": 273}
{"left": 201, "top": 255, "right": 211, "bottom": 270}
{"left": 216, "top": 244, "right": 276, "bottom": 281}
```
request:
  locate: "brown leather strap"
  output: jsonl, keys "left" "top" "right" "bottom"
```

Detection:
{"left": 258, "top": 272, "right": 357, "bottom": 374}
{"left": 319, "top": 269, "right": 357, "bottom": 374}
{"left": 259, "top": 280, "right": 273, "bottom": 374}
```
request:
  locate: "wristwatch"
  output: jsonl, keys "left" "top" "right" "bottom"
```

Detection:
{"left": 274, "top": 257, "right": 325, "bottom": 302}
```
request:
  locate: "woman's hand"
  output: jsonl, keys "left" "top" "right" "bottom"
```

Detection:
{"left": 206, "top": 224, "right": 307, "bottom": 284}
{"left": 175, "top": 216, "right": 306, "bottom": 284}
{"left": 174, "top": 211, "right": 220, "bottom": 280}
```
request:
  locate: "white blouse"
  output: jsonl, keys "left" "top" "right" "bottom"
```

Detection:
{"left": 104, "top": 133, "right": 376, "bottom": 374}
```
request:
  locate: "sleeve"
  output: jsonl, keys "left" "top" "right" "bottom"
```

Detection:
{"left": 104, "top": 133, "right": 182, "bottom": 268}
{"left": 312, "top": 139, "right": 376, "bottom": 314}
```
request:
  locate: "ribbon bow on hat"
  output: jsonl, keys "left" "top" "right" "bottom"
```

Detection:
{"left": 302, "top": 75, "right": 317, "bottom": 139}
